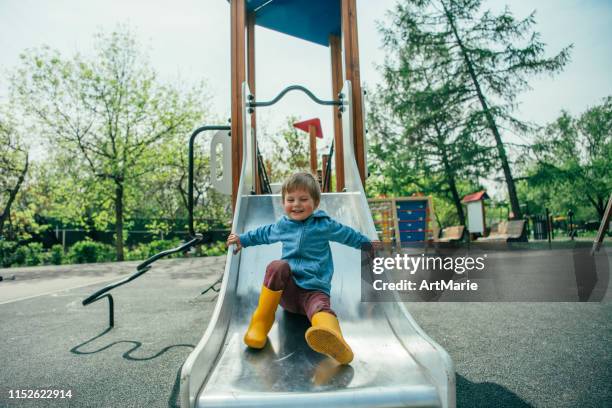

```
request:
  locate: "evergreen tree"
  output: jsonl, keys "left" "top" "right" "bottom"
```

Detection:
{"left": 379, "top": 0, "right": 572, "bottom": 219}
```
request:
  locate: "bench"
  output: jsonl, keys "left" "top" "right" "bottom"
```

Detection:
{"left": 434, "top": 225, "right": 465, "bottom": 242}
{"left": 478, "top": 220, "right": 527, "bottom": 242}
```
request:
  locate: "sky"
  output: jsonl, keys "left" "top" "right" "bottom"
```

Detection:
{"left": 1, "top": 0, "right": 611, "bottom": 167}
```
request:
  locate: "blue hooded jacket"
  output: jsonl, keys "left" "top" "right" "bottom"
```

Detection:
{"left": 239, "top": 209, "right": 370, "bottom": 295}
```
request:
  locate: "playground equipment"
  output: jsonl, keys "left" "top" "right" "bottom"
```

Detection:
{"left": 82, "top": 1, "right": 454, "bottom": 406}
{"left": 369, "top": 196, "right": 438, "bottom": 249}
{"left": 178, "top": 2, "right": 454, "bottom": 407}
{"left": 292, "top": 117, "right": 334, "bottom": 191}
{"left": 180, "top": 80, "right": 454, "bottom": 408}
{"left": 81, "top": 125, "right": 231, "bottom": 327}
{"left": 462, "top": 191, "right": 489, "bottom": 238}
{"left": 592, "top": 193, "right": 612, "bottom": 255}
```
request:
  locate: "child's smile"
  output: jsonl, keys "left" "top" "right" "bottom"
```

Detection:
{"left": 283, "top": 189, "right": 317, "bottom": 221}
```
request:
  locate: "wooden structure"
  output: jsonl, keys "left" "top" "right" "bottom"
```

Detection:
{"left": 477, "top": 220, "right": 527, "bottom": 242}
{"left": 368, "top": 197, "right": 437, "bottom": 249}
{"left": 434, "top": 226, "right": 466, "bottom": 243}
{"left": 229, "top": 0, "right": 366, "bottom": 208}
{"left": 293, "top": 118, "right": 323, "bottom": 178}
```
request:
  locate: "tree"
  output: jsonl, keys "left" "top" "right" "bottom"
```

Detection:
{"left": 0, "top": 108, "right": 29, "bottom": 237}
{"left": 265, "top": 116, "right": 311, "bottom": 180}
{"left": 526, "top": 97, "right": 612, "bottom": 218}
{"left": 11, "top": 28, "right": 208, "bottom": 260}
{"left": 370, "top": 35, "right": 493, "bottom": 224}
{"left": 134, "top": 135, "right": 232, "bottom": 234}
{"left": 379, "top": 0, "right": 572, "bottom": 219}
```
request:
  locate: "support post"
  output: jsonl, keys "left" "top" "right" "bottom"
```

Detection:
{"left": 592, "top": 193, "right": 612, "bottom": 255}
{"left": 341, "top": 0, "right": 366, "bottom": 185}
{"left": 329, "top": 34, "right": 344, "bottom": 191}
{"left": 322, "top": 154, "right": 329, "bottom": 192}
{"left": 231, "top": 0, "right": 247, "bottom": 209}
{"left": 247, "top": 12, "right": 261, "bottom": 194}
{"left": 309, "top": 124, "right": 317, "bottom": 175}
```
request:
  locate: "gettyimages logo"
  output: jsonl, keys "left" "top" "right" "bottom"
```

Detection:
{"left": 372, "top": 253, "right": 486, "bottom": 275}
{"left": 361, "top": 242, "right": 609, "bottom": 302}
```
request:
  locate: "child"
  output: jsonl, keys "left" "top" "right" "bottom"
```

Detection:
{"left": 226, "top": 172, "right": 371, "bottom": 365}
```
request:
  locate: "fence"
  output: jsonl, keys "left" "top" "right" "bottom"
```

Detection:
{"left": 43, "top": 227, "right": 230, "bottom": 252}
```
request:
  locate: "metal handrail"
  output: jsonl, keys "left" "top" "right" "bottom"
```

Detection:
{"left": 83, "top": 124, "right": 230, "bottom": 328}
{"left": 188, "top": 125, "right": 231, "bottom": 237}
{"left": 247, "top": 85, "right": 343, "bottom": 108}
{"left": 82, "top": 236, "right": 205, "bottom": 326}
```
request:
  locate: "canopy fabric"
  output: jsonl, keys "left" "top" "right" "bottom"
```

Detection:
{"left": 233, "top": 0, "right": 341, "bottom": 46}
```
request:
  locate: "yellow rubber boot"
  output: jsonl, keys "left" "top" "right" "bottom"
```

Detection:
{"left": 244, "top": 286, "right": 283, "bottom": 349}
{"left": 305, "top": 312, "right": 354, "bottom": 365}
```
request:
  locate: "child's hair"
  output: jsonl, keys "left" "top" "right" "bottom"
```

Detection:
{"left": 281, "top": 172, "right": 321, "bottom": 205}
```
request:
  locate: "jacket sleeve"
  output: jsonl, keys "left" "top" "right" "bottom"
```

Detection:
{"left": 239, "top": 223, "right": 279, "bottom": 247}
{"left": 326, "top": 219, "right": 371, "bottom": 249}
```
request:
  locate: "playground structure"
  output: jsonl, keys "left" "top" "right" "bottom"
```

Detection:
{"left": 369, "top": 196, "right": 438, "bottom": 248}
{"left": 178, "top": 1, "right": 454, "bottom": 407}
{"left": 72, "top": 2, "right": 612, "bottom": 406}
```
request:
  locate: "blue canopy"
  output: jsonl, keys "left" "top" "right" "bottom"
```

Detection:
{"left": 236, "top": 0, "right": 341, "bottom": 47}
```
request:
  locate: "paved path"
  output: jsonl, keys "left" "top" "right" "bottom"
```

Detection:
{"left": 0, "top": 254, "right": 610, "bottom": 407}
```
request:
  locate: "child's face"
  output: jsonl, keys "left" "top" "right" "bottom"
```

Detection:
{"left": 283, "top": 189, "right": 317, "bottom": 221}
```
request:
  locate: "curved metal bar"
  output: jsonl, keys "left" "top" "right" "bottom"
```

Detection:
{"left": 82, "top": 236, "right": 204, "bottom": 307}
{"left": 188, "top": 125, "right": 231, "bottom": 237}
{"left": 248, "top": 85, "right": 343, "bottom": 108}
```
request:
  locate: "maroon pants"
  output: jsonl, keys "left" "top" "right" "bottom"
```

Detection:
{"left": 263, "top": 260, "right": 336, "bottom": 321}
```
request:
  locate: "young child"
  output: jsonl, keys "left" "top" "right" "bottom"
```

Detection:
{"left": 226, "top": 172, "right": 371, "bottom": 365}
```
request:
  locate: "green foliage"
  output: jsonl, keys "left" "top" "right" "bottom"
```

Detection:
{"left": 23, "top": 242, "right": 45, "bottom": 266}
{"left": 67, "top": 240, "right": 116, "bottom": 264}
{"left": 0, "top": 240, "right": 19, "bottom": 267}
{"left": 11, "top": 27, "right": 212, "bottom": 260}
{"left": 126, "top": 238, "right": 183, "bottom": 261}
{"left": 0, "top": 241, "right": 48, "bottom": 267}
{"left": 201, "top": 241, "right": 227, "bottom": 257}
{"left": 376, "top": 0, "right": 572, "bottom": 219}
{"left": 522, "top": 97, "right": 612, "bottom": 219}
{"left": 49, "top": 244, "right": 64, "bottom": 265}
{"left": 265, "top": 116, "right": 311, "bottom": 180}
{"left": 0, "top": 105, "right": 30, "bottom": 239}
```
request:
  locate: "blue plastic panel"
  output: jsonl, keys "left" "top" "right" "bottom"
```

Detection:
{"left": 398, "top": 220, "right": 426, "bottom": 230}
{"left": 241, "top": 0, "right": 342, "bottom": 46}
{"left": 397, "top": 210, "right": 426, "bottom": 221}
{"left": 396, "top": 200, "right": 427, "bottom": 210}
{"left": 399, "top": 231, "right": 426, "bottom": 242}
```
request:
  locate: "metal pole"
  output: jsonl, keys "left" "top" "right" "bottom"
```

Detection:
{"left": 545, "top": 208, "right": 551, "bottom": 244}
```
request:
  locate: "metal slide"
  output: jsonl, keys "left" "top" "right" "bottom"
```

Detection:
{"left": 180, "top": 82, "right": 455, "bottom": 408}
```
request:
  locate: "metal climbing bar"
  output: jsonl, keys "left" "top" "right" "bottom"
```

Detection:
{"left": 247, "top": 85, "right": 343, "bottom": 108}
{"left": 82, "top": 235, "right": 205, "bottom": 326}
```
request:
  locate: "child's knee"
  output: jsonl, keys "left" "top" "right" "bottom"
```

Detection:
{"left": 264, "top": 260, "right": 291, "bottom": 290}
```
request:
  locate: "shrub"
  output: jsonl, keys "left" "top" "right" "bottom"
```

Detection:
{"left": 67, "top": 240, "right": 116, "bottom": 264}
{"left": 0, "top": 240, "right": 19, "bottom": 267}
{"left": 24, "top": 242, "right": 45, "bottom": 266}
{"left": 202, "top": 241, "right": 227, "bottom": 257}
{"left": 49, "top": 244, "right": 64, "bottom": 265}
{"left": 126, "top": 238, "right": 183, "bottom": 261}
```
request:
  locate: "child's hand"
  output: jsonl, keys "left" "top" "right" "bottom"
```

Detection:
{"left": 226, "top": 233, "right": 242, "bottom": 254}
{"left": 364, "top": 240, "right": 383, "bottom": 261}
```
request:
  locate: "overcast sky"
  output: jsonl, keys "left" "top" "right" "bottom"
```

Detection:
{"left": 1, "top": 0, "right": 611, "bottom": 157}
